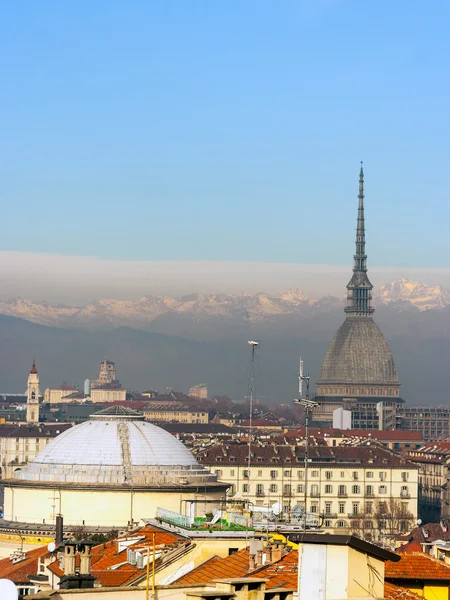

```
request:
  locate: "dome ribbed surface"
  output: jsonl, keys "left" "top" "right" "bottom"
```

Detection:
{"left": 15, "top": 415, "right": 216, "bottom": 487}
{"left": 318, "top": 316, "right": 398, "bottom": 386}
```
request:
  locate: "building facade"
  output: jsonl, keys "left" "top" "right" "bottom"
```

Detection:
{"left": 197, "top": 442, "right": 418, "bottom": 536}
{"left": 397, "top": 406, "right": 450, "bottom": 441}
{"left": 313, "top": 167, "right": 403, "bottom": 429}
{"left": 143, "top": 403, "right": 209, "bottom": 424}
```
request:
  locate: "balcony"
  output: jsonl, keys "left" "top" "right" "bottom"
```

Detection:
{"left": 365, "top": 492, "right": 375, "bottom": 498}
{"left": 338, "top": 492, "right": 348, "bottom": 498}
{"left": 256, "top": 491, "right": 265, "bottom": 498}
{"left": 322, "top": 513, "right": 338, "bottom": 519}
{"left": 348, "top": 513, "right": 361, "bottom": 519}
{"left": 400, "top": 493, "right": 411, "bottom": 499}
{"left": 310, "top": 492, "right": 320, "bottom": 498}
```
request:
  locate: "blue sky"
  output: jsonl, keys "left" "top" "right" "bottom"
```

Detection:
{"left": 1, "top": 1, "right": 449, "bottom": 268}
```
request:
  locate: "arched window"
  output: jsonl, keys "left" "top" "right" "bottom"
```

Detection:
{"left": 336, "top": 520, "right": 348, "bottom": 528}
{"left": 31, "top": 391, "right": 36, "bottom": 400}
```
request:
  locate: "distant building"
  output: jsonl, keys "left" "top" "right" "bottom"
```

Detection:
{"left": 189, "top": 384, "right": 208, "bottom": 399}
{"left": 397, "top": 406, "right": 450, "bottom": 441}
{"left": 313, "top": 167, "right": 403, "bottom": 429}
{"left": 0, "top": 422, "right": 72, "bottom": 479}
{"left": 44, "top": 384, "right": 79, "bottom": 404}
{"left": 143, "top": 402, "right": 209, "bottom": 424}
{"left": 90, "top": 359, "right": 127, "bottom": 402}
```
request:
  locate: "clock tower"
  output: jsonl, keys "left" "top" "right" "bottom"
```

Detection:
{"left": 26, "top": 360, "right": 40, "bottom": 424}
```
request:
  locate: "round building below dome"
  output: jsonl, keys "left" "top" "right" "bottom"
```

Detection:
{"left": 2, "top": 406, "right": 228, "bottom": 527}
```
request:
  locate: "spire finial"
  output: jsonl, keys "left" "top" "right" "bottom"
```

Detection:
{"left": 345, "top": 165, "right": 374, "bottom": 316}
{"left": 30, "top": 359, "right": 38, "bottom": 374}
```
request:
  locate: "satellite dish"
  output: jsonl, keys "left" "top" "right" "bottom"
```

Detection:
{"left": 47, "top": 541, "right": 56, "bottom": 552}
{"left": 0, "top": 579, "right": 18, "bottom": 600}
{"left": 271, "top": 502, "right": 282, "bottom": 516}
{"left": 417, "top": 519, "right": 422, "bottom": 526}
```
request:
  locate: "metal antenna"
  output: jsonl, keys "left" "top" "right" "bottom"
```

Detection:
{"left": 294, "top": 357, "right": 318, "bottom": 531}
{"left": 247, "top": 341, "right": 259, "bottom": 506}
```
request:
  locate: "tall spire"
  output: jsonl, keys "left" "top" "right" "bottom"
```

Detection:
{"left": 345, "top": 163, "right": 374, "bottom": 316}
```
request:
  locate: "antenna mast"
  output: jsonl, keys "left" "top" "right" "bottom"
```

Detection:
{"left": 247, "top": 341, "right": 259, "bottom": 510}
{"left": 294, "top": 356, "right": 318, "bottom": 531}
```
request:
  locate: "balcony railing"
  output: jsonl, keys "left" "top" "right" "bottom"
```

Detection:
{"left": 348, "top": 513, "right": 361, "bottom": 519}
{"left": 322, "top": 513, "right": 338, "bottom": 519}
{"left": 365, "top": 492, "right": 375, "bottom": 498}
{"left": 338, "top": 492, "right": 348, "bottom": 498}
{"left": 310, "top": 492, "right": 320, "bottom": 498}
{"left": 256, "top": 491, "right": 265, "bottom": 498}
{"left": 400, "top": 493, "right": 411, "bottom": 499}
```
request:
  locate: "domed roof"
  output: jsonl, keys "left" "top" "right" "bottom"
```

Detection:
{"left": 318, "top": 316, "right": 399, "bottom": 386}
{"left": 15, "top": 407, "right": 216, "bottom": 487}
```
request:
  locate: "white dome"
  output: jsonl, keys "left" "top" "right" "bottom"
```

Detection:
{"left": 16, "top": 406, "right": 216, "bottom": 487}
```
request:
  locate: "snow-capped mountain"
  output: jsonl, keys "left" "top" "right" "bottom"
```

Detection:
{"left": 375, "top": 277, "right": 450, "bottom": 311}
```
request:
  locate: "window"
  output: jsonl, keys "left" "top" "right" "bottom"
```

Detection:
{"left": 242, "top": 484, "right": 249, "bottom": 493}
{"left": 283, "top": 484, "right": 292, "bottom": 496}
{"left": 311, "top": 484, "right": 319, "bottom": 497}
{"left": 270, "top": 483, "right": 277, "bottom": 493}
{"left": 297, "top": 484, "right": 304, "bottom": 493}
{"left": 339, "top": 502, "right": 345, "bottom": 514}
{"left": 311, "top": 471, "right": 319, "bottom": 478}
{"left": 230, "top": 470, "right": 235, "bottom": 476}
{"left": 325, "top": 484, "right": 332, "bottom": 494}
{"left": 243, "top": 470, "right": 250, "bottom": 479}
{"left": 325, "top": 502, "right": 332, "bottom": 515}
{"left": 270, "top": 470, "right": 278, "bottom": 480}
{"left": 352, "top": 471, "right": 359, "bottom": 480}
{"left": 340, "top": 471, "right": 345, "bottom": 478}
{"left": 352, "top": 485, "right": 360, "bottom": 494}
{"left": 379, "top": 485, "right": 387, "bottom": 495}
{"left": 324, "top": 520, "right": 332, "bottom": 528}
{"left": 379, "top": 502, "right": 387, "bottom": 513}
{"left": 366, "top": 472, "right": 373, "bottom": 478}
{"left": 352, "top": 503, "right": 359, "bottom": 515}
{"left": 337, "top": 520, "right": 348, "bottom": 528}
{"left": 401, "top": 472, "right": 409, "bottom": 482}
{"left": 258, "top": 470, "right": 263, "bottom": 477}
{"left": 256, "top": 484, "right": 264, "bottom": 496}
{"left": 365, "top": 485, "right": 374, "bottom": 497}
{"left": 379, "top": 472, "right": 387, "bottom": 481}
{"left": 310, "top": 505, "right": 317, "bottom": 513}
{"left": 325, "top": 471, "right": 332, "bottom": 480}
{"left": 284, "top": 470, "right": 291, "bottom": 477}
{"left": 215, "top": 469, "right": 223, "bottom": 477}
{"left": 298, "top": 470, "right": 304, "bottom": 479}
{"left": 338, "top": 485, "right": 347, "bottom": 497}
{"left": 401, "top": 485, "right": 409, "bottom": 498}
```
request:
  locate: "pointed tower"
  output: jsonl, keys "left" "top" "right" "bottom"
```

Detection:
{"left": 345, "top": 164, "right": 374, "bottom": 316}
{"left": 26, "top": 360, "right": 40, "bottom": 424}
{"left": 314, "top": 166, "right": 402, "bottom": 430}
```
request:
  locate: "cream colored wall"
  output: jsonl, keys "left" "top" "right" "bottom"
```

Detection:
{"left": 3, "top": 485, "right": 225, "bottom": 527}
{"left": 323, "top": 545, "right": 348, "bottom": 599}
{"left": 45, "top": 389, "right": 76, "bottom": 404}
{"left": 213, "top": 463, "right": 418, "bottom": 533}
{"left": 346, "top": 547, "right": 384, "bottom": 599}
{"left": 0, "top": 436, "right": 52, "bottom": 479}
{"left": 144, "top": 411, "right": 209, "bottom": 424}
{"left": 90, "top": 389, "right": 127, "bottom": 402}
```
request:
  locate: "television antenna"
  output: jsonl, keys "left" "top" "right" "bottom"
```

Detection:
{"left": 294, "top": 356, "right": 318, "bottom": 531}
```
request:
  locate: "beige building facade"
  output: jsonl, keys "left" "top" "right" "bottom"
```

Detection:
{"left": 198, "top": 444, "right": 418, "bottom": 537}
{"left": 143, "top": 403, "right": 209, "bottom": 424}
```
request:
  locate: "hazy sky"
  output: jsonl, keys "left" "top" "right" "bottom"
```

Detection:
{"left": 1, "top": 1, "right": 449, "bottom": 276}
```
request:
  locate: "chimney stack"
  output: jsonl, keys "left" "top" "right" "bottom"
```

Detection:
{"left": 56, "top": 514, "right": 64, "bottom": 548}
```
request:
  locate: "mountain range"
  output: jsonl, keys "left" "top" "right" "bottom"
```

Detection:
{"left": 1, "top": 277, "right": 450, "bottom": 405}
{"left": 0, "top": 278, "right": 448, "bottom": 333}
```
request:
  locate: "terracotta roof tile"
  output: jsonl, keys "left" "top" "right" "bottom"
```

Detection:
{"left": 385, "top": 552, "right": 450, "bottom": 580}
{"left": 384, "top": 581, "right": 423, "bottom": 599}
{"left": 0, "top": 546, "right": 50, "bottom": 583}
{"left": 175, "top": 548, "right": 298, "bottom": 590}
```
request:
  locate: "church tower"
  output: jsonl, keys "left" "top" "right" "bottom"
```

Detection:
{"left": 26, "top": 360, "right": 40, "bottom": 424}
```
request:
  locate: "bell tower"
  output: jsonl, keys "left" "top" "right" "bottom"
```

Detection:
{"left": 26, "top": 360, "right": 40, "bottom": 424}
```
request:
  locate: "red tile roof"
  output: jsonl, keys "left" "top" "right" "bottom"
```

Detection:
{"left": 384, "top": 581, "right": 423, "bottom": 599}
{"left": 385, "top": 552, "right": 450, "bottom": 581}
{"left": 0, "top": 546, "right": 50, "bottom": 583}
{"left": 48, "top": 525, "right": 185, "bottom": 587}
{"left": 174, "top": 547, "right": 298, "bottom": 589}
{"left": 406, "top": 523, "right": 450, "bottom": 544}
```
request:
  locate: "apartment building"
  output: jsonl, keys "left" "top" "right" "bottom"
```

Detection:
{"left": 143, "top": 402, "right": 208, "bottom": 424}
{"left": 397, "top": 406, "right": 450, "bottom": 441}
{"left": 197, "top": 442, "right": 418, "bottom": 536}
{"left": 0, "top": 423, "right": 72, "bottom": 479}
